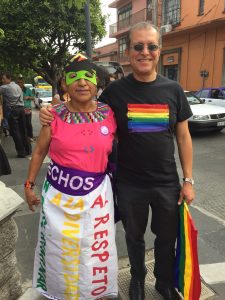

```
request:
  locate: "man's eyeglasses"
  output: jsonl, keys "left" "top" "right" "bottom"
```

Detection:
{"left": 131, "top": 43, "right": 160, "bottom": 52}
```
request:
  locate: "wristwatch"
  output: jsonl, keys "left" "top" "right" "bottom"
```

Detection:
{"left": 183, "top": 177, "right": 194, "bottom": 185}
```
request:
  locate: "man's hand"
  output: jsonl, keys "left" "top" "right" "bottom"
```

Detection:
{"left": 39, "top": 104, "right": 53, "bottom": 126}
{"left": 24, "top": 96, "right": 33, "bottom": 100}
{"left": 178, "top": 182, "right": 195, "bottom": 205}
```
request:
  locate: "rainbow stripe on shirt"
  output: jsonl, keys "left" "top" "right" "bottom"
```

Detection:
{"left": 127, "top": 104, "right": 169, "bottom": 133}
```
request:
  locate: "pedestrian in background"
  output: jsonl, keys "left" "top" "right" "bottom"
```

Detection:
{"left": 0, "top": 90, "right": 10, "bottom": 137}
{"left": 0, "top": 143, "right": 11, "bottom": 176}
{"left": 94, "top": 64, "right": 110, "bottom": 99}
{"left": 17, "top": 78, "right": 34, "bottom": 142}
{"left": 52, "top": 77, "right": 70, "bottom": 105}
{"left": 0, "top": 73, "right": 31, "bottom": 158}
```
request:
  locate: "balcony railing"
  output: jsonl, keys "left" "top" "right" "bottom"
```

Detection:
{"left": 113, "top": 53, "right": 129, "bottom": 63}
{"left": 109, "top": 8, "right": 153, "bottom": 36}
{"left": 109, "top": 23, "right": 117, "bottom": 36}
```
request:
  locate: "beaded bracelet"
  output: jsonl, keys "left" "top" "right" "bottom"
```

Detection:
{"left": 24, "top": 180, "right": 35, "bottom": 189}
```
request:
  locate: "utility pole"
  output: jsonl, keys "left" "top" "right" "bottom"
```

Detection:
{"left": 85, "top": 0, "right": 92, "bottom": 58}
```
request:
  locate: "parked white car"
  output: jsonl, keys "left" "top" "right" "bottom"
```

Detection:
{"left": 185, "top": 91, "right": 225, "bottom": 132}
{"left": 24, "top": 83, "right": 34, "bottom": 91}
{"left": 34, "top": 89, "right": 52, "bottom": 108}
{"left": 195, "top": 87, "right": 225, "bottom": 107}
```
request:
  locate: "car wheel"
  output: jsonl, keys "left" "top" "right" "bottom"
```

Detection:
{"left": 215, "top": 128, "right": 223, "bottom": 132}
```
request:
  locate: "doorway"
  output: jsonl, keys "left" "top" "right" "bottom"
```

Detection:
{"left": 164, "top": 65, "right": 178, "bottom": 81}
{"left": 222, "top": 48, "right": 225, "bottom": 86}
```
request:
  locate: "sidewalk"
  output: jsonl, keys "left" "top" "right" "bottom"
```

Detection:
{"left": 0, "top": 114, "right": 225, "bottom": 299}
{"left": 15, "top": 205, "right": 224, "bottom": 300}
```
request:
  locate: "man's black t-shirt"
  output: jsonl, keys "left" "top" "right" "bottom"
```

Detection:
{"left": 99, "top": 74, "right": 192, "bottom": 186}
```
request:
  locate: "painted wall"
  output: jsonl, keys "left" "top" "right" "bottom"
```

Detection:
{"left": 93, "top": 42, "right": 118, "bottom": 61}
{"left": 179, "top": 0, "right": 225, "bottom": 29}
{"left": 162, "top": 25, "right": 225, "bottom": 90}
{"left": 132, "top": 0, "right": 147, "bottom": 13}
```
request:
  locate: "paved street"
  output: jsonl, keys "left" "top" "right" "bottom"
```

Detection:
{"left": 1, "top": 108, "right": 225, "bottom": 299}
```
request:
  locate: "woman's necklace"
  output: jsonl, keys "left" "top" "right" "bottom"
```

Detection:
{"left": 66, "top": 100, "right": 97, "bottom": 113}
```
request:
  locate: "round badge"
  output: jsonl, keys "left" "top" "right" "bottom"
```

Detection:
{"left": 100, "top": 125, "right": 109, "bottom": 135}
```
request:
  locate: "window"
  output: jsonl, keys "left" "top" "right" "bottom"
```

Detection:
{"left": 200, "top": 90, "right": 210, "bottom": 98}
{"left": 146, "top": 0, "right": 153, "bottom": 20}
{"left": 118, "top": 37, "right": 127, "bottom": 57}
{"left": 163, "top": 0, "right": 180, "bottom": 25}
{"left": 222, "top": 89, "right": 225, "bottom": 97}
{"left": 199, "top": 0, "right": 205, "bottom": 15}
{"left": 118, "top": 3, "right": 132, "bottom": 30}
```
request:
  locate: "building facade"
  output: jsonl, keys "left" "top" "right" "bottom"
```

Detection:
{"left": 93, "top": 0, "right": 225, "bottom": 91}
{"left": 93, "top": 0, "right": 160, "bottom": 74}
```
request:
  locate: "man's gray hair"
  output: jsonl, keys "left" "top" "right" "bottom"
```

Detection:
{"left": 126, "top": 22, "right": 161, "bottom": 49}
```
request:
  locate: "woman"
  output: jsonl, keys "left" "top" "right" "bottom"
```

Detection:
{"left": 52, "top": 77, "right": 71, "bottom": 105}
{"left": 24, "top": 53, "right": 118, "bottom": 300}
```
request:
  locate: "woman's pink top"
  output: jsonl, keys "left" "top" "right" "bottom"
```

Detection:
{"left": 49, "top": 102, "right": 116, "bottom": 173}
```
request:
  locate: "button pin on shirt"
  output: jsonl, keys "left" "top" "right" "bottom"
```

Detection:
{"left": 100, "top": 126, "right": 109, "bottom": 135}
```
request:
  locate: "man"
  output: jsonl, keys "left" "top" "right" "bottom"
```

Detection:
{"left": 17, "top": 78, "right": 34, "bottom": 141}
{"left": 39, "top": 22, "right": 194, "bottom": 300}
{"left": 0, "top": 73, "right": 31, "bottom": 157}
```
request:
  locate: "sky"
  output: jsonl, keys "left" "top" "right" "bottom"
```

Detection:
{"left": 95, "top": 0, "right": 117, "bottom": 48}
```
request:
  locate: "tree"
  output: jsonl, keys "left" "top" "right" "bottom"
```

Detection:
{"left": 0, "top": 28, "right": 4, "bottom": 38}
{"left": 0, "top": 0, "right": 106, "bottom": 93}
{"left": 68, "top": 0, "right": 86, "bottom": 9}
{"left": 0, "top": 58, "right": 36, "bottom": 84}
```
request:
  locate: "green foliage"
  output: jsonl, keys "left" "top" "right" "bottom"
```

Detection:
{"left": 0, "top": 28, "right": 4, "bottom": 38}
{"left": 0, "top": 55, "right": 36, "bottom": 84}
{"left": 68, "top": 0, "right": 86, "bottom": 9}
{"left": 0, "top": 0, "right": 106, "bottom": 91}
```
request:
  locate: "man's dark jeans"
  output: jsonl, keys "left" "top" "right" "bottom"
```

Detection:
{"left": 25, "top": 112, "right": 33, "bottom": 139}
{"left": 8, "top": 106, "right": 31, "bottom": 156}
{"left": 117, "top": 181, "right": 180, "bottom": 286}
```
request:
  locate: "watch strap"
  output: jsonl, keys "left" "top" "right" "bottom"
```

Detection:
{"left": 183, "top": 177, "right": 194, "bottom": 185}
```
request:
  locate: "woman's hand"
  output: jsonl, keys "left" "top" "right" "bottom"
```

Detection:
{"left": 24, "top": 188, "right": 41, "bottom": 212}
{"left": 39, "top": 105, "right": 54, "bottom": 126}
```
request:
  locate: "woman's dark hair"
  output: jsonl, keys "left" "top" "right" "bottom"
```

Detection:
{"left": 56, "top": 77, "right": 66, "bottom": 101}
{"left": 93, "top": 64, "right": 110, "bottom": 90}
{"left": 2, "top": 72, "right": 12, "bottom": 80}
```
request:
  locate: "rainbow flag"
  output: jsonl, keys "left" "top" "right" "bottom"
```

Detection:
{"left": 127, "top": 104, "right": 169, "bottom": 132}
{"left": 175, "top": 202, "right": 201, "bottom": 300}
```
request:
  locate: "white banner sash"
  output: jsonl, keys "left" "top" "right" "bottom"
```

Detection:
{"left": 33, "top": 175, "right": 118, "bottom": 300}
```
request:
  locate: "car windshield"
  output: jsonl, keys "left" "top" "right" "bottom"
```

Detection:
{"left": 38, "top": 79, "right": 49, "bottom": 85}
{"left": 38, "top": 91, "right": 52, "bottom": 97}
{"left": 185, "top": 92, "right": 202, "bottom": 105}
